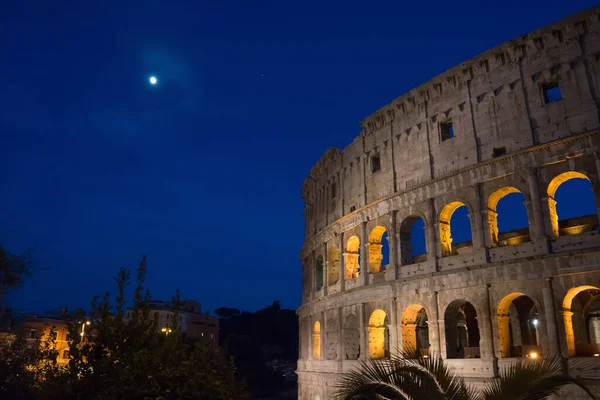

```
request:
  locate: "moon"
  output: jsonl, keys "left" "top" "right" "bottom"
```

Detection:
{"left": 149, "top": 76, "right": 158, "bottom": 85}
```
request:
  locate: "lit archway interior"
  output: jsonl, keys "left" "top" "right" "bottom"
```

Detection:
{"left": 563, "top": 285, "right": 600, "bottom": 356}
{"left": 315, "top": 255, "right": 324, "bottom": 292}
{"left": 368, "top": 226, "right": 389, "bottom": 273}
{"left": 368, "top": 309, "right": 389, "bottom": 359}
{"left": 344, "top": 314, "right": 360, "bottom": 360}
{"left": 399, "top": 216, "right": 427, "bottom": 265}
{"left": 345, "top": 235, "right": 361, "bottom": 280}
{"left": 497, "top": 293, "right": 539, "bottom": 358}
{"left": 444, "top": 300, "right": 480, "bottom": 358}
{"left": 401, "top": 304, "right": 429, "bottom": 356}
{"left": 327, "top": 246, "right": 340, "bottom": 287}
{"left": 488, "top": 187, "right": 530, "bottom": 247}
{"left": 313, "top": 321, "right": 321, "bottom": 359}
{"left": 439, "top": 201, "right": 472, "bottom": 257}
{"left": 547, "top": 171, "right": 596, "bottom": 237}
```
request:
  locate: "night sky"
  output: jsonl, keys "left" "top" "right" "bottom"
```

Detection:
{"left": 1, "top": 0, "right": 598, "bottom": 315}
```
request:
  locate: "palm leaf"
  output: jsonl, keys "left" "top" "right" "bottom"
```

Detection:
{"left": 481, "top": 355, "right": 600, "bottom": 400}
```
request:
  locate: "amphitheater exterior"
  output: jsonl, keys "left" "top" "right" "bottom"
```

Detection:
{"left": 298, "top": 6, "right": 600, "bottom": 400}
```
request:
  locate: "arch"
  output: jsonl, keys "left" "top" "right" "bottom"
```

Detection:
{"left": 368, "top": 226, "right": 389, "bottom": 273}
{"left": 497, "top": 293, "right": 540, "bottom": 358}
{"left": 547, "top": 171, "right": 597, "bottom": 237}
{"left": 368, "top": 309, "right": 389, "bottom": 359}
{"left": 327, "top": 246, "right": 340, "bottom": 287}
{"left": 312, "top": 321, "right": 321, "bottom": 359}
{"left": 399, "top": 215, "right": 427, "bottom": 265}
{"left": 343, "top": 314, "right": 360, "bottom": 360}
{"left": 439, "top": 201, "right": 472, "bottom": 257}
{"left": 345, "top": 235, "right": 360, "bottom": 280}
{"left": 315, "top": 255, "right": 324, "bottom": 292}
{"left": 401, "top": 304, "right": 430, "bottom": 356}
{"left": 488, "top": 187, "right": 530, "bottom": 247}
{"left": 444, "top": 300, "right": 480, "bottom": 358}
{"left": 563, "top": 285, "right": 600, "bottom": 356}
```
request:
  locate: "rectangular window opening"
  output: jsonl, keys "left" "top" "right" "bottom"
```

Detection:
{"left": 331, "top": 183, "right": 337, "bottom": 199}
{"left": 371, "top": 155, "right": 381, "bottom": 173}
{"left": 543, "top": 83, "right": 563, "bottom": 103}
{"left": 492, "top": 147, "right": 507, "bottom": 157}
{"left": 441, "top": 121, "right": 454, "bottom": 141}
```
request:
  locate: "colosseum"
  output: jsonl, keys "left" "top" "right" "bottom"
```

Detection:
{"left": 298, "top": 5, "right": 600, "bottom": 400}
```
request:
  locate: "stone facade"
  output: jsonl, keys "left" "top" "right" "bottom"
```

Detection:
{"left": 298, "top": 6, "right": 600, "bottom": 400}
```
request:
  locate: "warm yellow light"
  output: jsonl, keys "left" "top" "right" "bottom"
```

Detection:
{"left": 529, "top": 352, "right": 538, "bottom": 359}
{"left": 161, "top": 328, "right": 167, "bottom": 332}
{"left": 423, "top": 355, "right": 429, "bottom": 358}
{"left": 594, "top": 353, "right": 599, "bottom": 357}
{"left": 80, "top": 332, "right": 84, "bottom": 337}
{"left": 86, "top": 321, "right": 91, "bottom": 325}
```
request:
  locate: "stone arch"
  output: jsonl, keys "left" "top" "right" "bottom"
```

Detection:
{"left": 401, "top": 304, "right": 430, "bottom": 356}
{"left": 439, "top": 201, "right": 473, "bottom": 257}
{"left": 487, "top": 187, "right": 531, "bottom": 247}
{"left": 497, "top": 293, "right": 540, "bottom": 358}
{"left": 368, "top": 225, "right": 389, "bottom": 273}
{"left": 563, "top": 285, "right": 600, "bottom": 356}
{"left": 399, "top": 215, "right": 427, "bottom": 265}
{"left": 368, "top": 309, "right": 389, "bottom": 359}
{"left": 343, "top": 313, "right": 360, "bottom": 360}
{"left": 315, "top": 255, "right": 324, "bottom": 292}
{"left": 547, "top": 171, "right": 597, "bottom": 237}
{"left": 444, "top": 299, "right": 480, "bottom": 359}
{"left": 312, "top": 321, "right": 321, "bottom": 359}
{"left": 327, "top": 246, "right": 340, "bottom": 287}
{"left": 345, "top": 235, "right": 360, "bottom": 280}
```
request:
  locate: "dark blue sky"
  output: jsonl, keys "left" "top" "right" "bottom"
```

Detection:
{"left": 1, "top": 0, "right": 597, "bottom": 314}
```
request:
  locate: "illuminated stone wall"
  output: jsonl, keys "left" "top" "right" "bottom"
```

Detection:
{"left": 298, "top": 6, "right": 600, "bottom": 400}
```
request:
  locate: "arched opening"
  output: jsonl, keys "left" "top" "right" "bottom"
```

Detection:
{"left": 488, "top": 187, "right": 530, "bottom": 247}
{"left": 315, "top": 255, "right": 323, "bottom": 292}
{"left": 312, "top": 321, "right": 321, "bottom": 359}
{"left": 368, "top": 226, "right": 389, "bottom": 273}
{"left": 444, "top": 300, "right": 480, "bottom": 358}
{"left": 401, "top": 304, "right": 430, "bottom": 357}
{"left": 368, "top": 309, "right": 389, "bottom": 359}
{"left": 563, "top": 285, "right": 600, "bottom": 356}
{"left": 497, "top": 293, "right": 540, "bottom": 358}
{"left": 327, "top": 246, "right": 340, "bottom": 287}
{"left": 345, "top": 235, "right": 360, "bottom": 280}
{"left": 343, "top": 314, "right": 360, "bottom": 360}
{"left": 399, "top": 216, "right": 427, "bottom": 265}
{"left": 440, "top": 202, "right": 472, "bottom": 257}
{"left": 547, "top": 172, "right": 598, "bottom": 237}
{"left": 325, "top": 318, "right": 338, "bottom": 360}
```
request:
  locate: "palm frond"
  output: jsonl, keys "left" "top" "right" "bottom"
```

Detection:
{"left": 481, "top": 354, "right": 600, "bottom": 400}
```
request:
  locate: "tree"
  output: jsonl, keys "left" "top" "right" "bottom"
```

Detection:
{"left": 0, "top": 244, "right": 33, "bottom": 294}
{"left": 334, "top": 350, "right": 600, "bottom": 400}
{"left": 41, "top": 256, "right": 248, "bottom": 400}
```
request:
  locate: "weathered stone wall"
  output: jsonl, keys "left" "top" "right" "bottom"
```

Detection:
{"left": 299, "top": 6, "right": 600, "bottom": 400}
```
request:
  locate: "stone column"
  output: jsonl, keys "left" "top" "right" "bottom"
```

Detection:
{"left": 388, "top": 213, "right": 399, "bottom": 278}
{"left": 360, "top": 221, "right": 369, "bottom": 285}
{"left": 322, "top": 243, "right": 328, "bottom": 296}
{"left": 542, "top": 277, "right": 561, "bottom": 356}
{"left": 389, "top": 298, "right": 399, "bottom": 356}
{"left": 337, "top": 308, "right": 344, "bottom": 362}
{"left": 339, "top": 234, "right": 345, "bottom": 291}
{"left": 525, "top": 168, "right": 548, "bottom": 240}
{"left": 426, "top": 199, "right": 439, "bottom": 269}
{"left": 480, "top": 284, "right": 496, "bottom": 359}
{"left": 594, "top": 153, "right": 600, "bottom": 223}
{"left": 470, "top": 184, "right": 486, "bottom": 250}
{"left": 358, "top": 304, "right": 367, "bottom": 360}
{"left": 429, "top": 291, "right": 442, "bottom": 357}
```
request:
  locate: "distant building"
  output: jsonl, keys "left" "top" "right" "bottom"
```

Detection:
{"left": 126, "top": 299, "right": 219, "bottom": 346}
{"left": 20, "top": 316, "right": 72, "bottom": 366}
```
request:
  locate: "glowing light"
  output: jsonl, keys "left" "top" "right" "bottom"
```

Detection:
{"left": 149, "top": 76, "right": 158, "bottom": 85}
{"left": 86, "top": 321, "right": 91, "bottom": 325}
{"left": 532, "top": 319, "right": 539, "bottom": 327}
{"left": 594, "top": 353, "right": 600, "bottom": 357}
{"left": 80, "top": 332, "right": 84, "bottom": 337}
{"left": 528, "top": 352, "right": 538, "bottom": 359}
